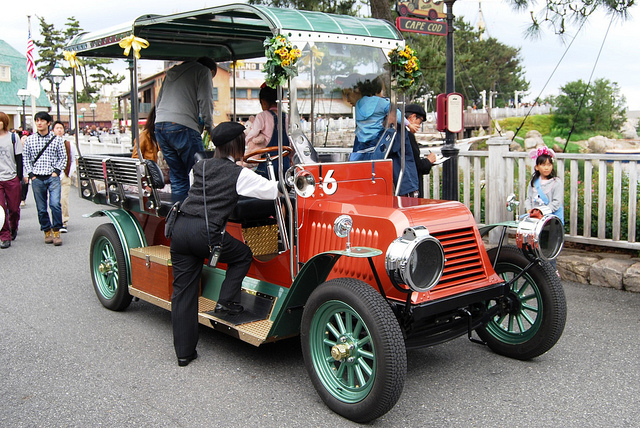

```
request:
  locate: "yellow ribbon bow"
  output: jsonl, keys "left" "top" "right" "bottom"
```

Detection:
{"left": 231, "top": 60, "right": 245, "bottom": 69}
{"left": 63, "top": 50, "right": 80, "bottom": 69}
{"left": 302, "top": 46, "right": 324, "bottom": 66}
{"left": 119, "top": 35, "right": 149, "bottom": 59}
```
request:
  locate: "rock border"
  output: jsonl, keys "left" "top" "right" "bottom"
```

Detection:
{"left": 557, "top": 249, "right": 640, "bottom": 292}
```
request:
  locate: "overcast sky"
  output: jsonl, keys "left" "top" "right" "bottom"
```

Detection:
{"left": 4, "top": 0, "right": 639, "bottom": 110}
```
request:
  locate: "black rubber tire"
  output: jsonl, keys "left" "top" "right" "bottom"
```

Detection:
{"left": 90, "top": 223, "right": 132, "bottom": 311}
{"left": 476, "top": 245, "right": 566, "bottom": 360}
{"left": 301, "top": 278, "right": 406, "bottom": 423}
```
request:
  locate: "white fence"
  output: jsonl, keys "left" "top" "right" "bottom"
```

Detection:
{"left": 74, "top": 134, "right": 132, "bottom": 155}
{"left": 422, "top": 137, "right": 640, "bottom": 250}
{"left": 485, "top": 104, "right": 553, "bottom": 119}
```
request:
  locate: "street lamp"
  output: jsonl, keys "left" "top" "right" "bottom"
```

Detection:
{"left": 50, "top": 64, "right": 66, "bottom": 121}
{"left": 17, "top": 88, "right": 30, "bottom": 129}
{"left": 90, "top": 102, "right": 97, "bottom": 127}
{"left": 80, "top": 107, "right": 86, "bottom": 131}
{"left": 16, "top": 107, "right": 22, "bottom": 130}
{"left": 65, "top": 97, "right": 73, "bottom": 132}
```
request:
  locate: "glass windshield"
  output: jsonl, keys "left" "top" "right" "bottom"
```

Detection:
{"left": 288, "top": 42, "right": 391, "bottom": 164}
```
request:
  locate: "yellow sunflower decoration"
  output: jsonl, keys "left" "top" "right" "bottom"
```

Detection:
{"left": 387, "top": 45, "right": 422, "bottom": 93}
{"left": 263, "top": 34, "right": 302, "bottom": 88}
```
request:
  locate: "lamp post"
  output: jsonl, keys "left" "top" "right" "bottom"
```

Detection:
{"left": 65, "top": 97, "right": 73, "bottom": 132}
{"left": 17, "top": 88, "right": 30, "bottom": 129}
{"left": 90, "top": 102, "right": 97, "bottom": 127}
{"left": 50, "top": 64, "right": 65, "bottom": 121}
{"left": 442, "top": 0, "right": 459, "bottom": 201}
{"left": 80, "top": 107, "right": 86, "bottom": 132}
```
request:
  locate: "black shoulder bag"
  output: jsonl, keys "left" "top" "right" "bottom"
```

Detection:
{"left": 32, "top": 134, "right": 57, "bottom": 165}
{"left": 11, "top": 133, "right": 23, "bottom": 180}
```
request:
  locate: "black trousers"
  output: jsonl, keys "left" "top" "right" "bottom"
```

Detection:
{"left": 169, "top": 213, "right": 253, "bottom": 358}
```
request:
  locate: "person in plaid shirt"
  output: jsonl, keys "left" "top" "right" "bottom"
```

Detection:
{"left": 23, "top": 112, "right": 67, "bottom": 246}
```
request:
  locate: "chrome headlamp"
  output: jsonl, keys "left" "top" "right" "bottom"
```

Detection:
{"left": 385, "top": 226, "right": 445, "bottom": 292}
{"left": 293, "top": 169, "right": 316, "bottom": 198}
{"left": 516, "top": 214, "right": 564, "bottom": 261}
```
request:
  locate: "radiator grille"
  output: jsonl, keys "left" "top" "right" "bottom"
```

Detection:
{"left": 431, "top": 227, "right": 487, "bottom": 289}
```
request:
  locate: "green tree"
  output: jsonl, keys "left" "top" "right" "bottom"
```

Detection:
{"left": 553, "top": 79, "right": 591, "bottom": 133}
{"left": 590, "top": 78, "right": 626, "bottom": 131}
{"left": 553, "top": 78, "right": 626, "bottom": 133}
{"left": 34, "top": 16, "right": 124, "bottom": 102}
{"left": 507, "top": 0, "right": 635, "bottom": 35}
{"left": 33, "top": 17, "right": 65, "bottom": 88}
{"left": 406, "top": 19, "right": 529, "bottom": 107}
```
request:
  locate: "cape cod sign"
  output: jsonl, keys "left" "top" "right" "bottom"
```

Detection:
{"left": 395, "top": 16, "right": 447, "bottom": 36}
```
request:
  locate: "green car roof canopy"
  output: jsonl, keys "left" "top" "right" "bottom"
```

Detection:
{"left": 65, "top": 3, "right": 404, "bottom": 62}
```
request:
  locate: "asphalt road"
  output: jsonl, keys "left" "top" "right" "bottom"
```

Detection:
{"left": 1, "top": 189, "right": 639, "bottom": 427}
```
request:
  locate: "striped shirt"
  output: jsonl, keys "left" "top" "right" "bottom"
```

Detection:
{"left": 23, "top": 131, "right": 67, "bottom": 177}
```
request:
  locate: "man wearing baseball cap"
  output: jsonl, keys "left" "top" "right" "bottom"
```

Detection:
{"left": 405, "top": 104, "right": 437, "bottom": 198}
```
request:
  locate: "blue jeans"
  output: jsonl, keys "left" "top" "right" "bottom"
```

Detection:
{"left": 154, "top": 122, "right": 205, "bottom": 202}
{"left": 31, "top": 175, "right": 62, "bottom": 231}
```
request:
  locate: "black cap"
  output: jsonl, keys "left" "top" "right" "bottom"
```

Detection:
{"left": 210, "top": 122, "right": 245, "bottom": 147}
{"left": 405, "top": 104, "right": 426, "bottom": 121}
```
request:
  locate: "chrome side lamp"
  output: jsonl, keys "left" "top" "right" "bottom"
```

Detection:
{"left": 334, "top": 215, "right": 353, "bottom": 252}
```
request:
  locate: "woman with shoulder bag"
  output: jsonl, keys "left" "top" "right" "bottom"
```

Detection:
{"left": 168, "top": 122, "right": 281, "bottom": 367}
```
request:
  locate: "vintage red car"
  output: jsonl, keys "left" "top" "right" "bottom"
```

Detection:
{"left": 67, "top": 4, "right": 566, "bottom": 422}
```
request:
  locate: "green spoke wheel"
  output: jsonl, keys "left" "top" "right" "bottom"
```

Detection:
{"left": 477, "top": 245, "right": 566, "bottom": 360}
{"left": 485, "top": 270, "right": 543, "bottom": 343}
{"left": 90, "top": 224, "right": 132, "bottom": 311}
{"left": 301, "top": 278, "right": 406, "bottom": 423}
{"left": 310, "top": 301, "right": 375, "bottom": 402}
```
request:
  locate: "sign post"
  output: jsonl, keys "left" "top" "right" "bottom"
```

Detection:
{"left": 394, "top": 0, "right": 459, "bottom": 201}
{"left": 441, "top": 0, "right": 459, "bottom": 201}
{"left": 395, "top": 17, "right": 448, "bottom": 36}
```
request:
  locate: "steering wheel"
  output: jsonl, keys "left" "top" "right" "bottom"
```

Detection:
{"left": 243, "top": 146, "right": 293, "bottom": 164}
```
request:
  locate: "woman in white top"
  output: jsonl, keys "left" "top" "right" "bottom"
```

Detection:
{"left": 0, "top": 111, "right": 23, "bottom": 248}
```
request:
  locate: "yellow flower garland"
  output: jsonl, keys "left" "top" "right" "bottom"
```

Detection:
{"left": 387, "top": 44, "right": 422, "bottom": 93}
{"left": 263, "top": 34, "right": 301, "bottom": 88}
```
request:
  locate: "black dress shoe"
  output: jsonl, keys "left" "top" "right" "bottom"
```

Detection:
{"left": 177, "top": 351, "right": 197, "bottom": 367}
{"left": 0, "top": 240, "right": 10, "bottom": 249}
{"left": 215, "top": 301, "right": 244, "bottom": 315}
{"left": 11, "top": 229, "right": 17, "bottom": 241}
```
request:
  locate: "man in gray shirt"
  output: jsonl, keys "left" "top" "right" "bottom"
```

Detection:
{"left": 155, "top": 57, "right": 217, "bottom": 202}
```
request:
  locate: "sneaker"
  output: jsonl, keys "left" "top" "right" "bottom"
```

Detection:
{"left": 60, "top": 226, "right": 68, "bottom": 233}
{"left": 0, "top": 240, "right": 10, "bottom": 249}
{"left": 11, "top": 229, "right": 17, "bottom": 241}
{"left": 44, "top": 229, "right": 53, "bottom": 244}
{"left": 53, "top": 230, "right": 62, "bottom": 246}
